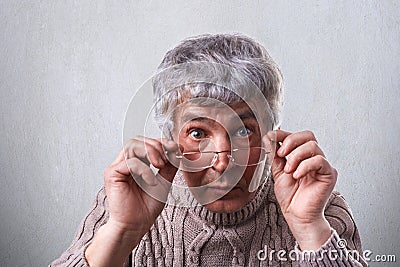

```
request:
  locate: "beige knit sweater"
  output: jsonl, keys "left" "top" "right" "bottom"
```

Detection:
{"left": 50, "top": 172, "right": 368, "bottom": 266}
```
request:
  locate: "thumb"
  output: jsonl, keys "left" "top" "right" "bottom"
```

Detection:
{"left": 158, "top": 162, "right": 178, "bottom": 183}
{"left": 263, "top": 133, "right": 286, "bottom": 180}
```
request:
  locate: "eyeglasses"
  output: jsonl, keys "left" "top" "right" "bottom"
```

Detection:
{"left": 168, "top": 147, "right": 270, "bottom": 171}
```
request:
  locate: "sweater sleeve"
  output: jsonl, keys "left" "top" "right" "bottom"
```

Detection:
{"left": 49, "top": 187, "right": 110, "bottom": 267}
{"left": 296, "top": 191, "right": 368, "bottom": 267}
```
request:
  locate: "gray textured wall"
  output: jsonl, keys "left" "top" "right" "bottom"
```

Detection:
{"left": 1, "top": 1, "right": 399, "bottom": 266}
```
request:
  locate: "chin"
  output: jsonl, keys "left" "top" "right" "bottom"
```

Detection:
{"left": 193, "top": 187, "right": 256, "bottom": 213}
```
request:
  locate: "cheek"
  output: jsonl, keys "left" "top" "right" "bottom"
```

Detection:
{"left": 241, "top": 166, "right": 257, "bottom": 184}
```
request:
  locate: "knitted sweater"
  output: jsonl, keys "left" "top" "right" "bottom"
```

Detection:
{"left": 50, "top": 172, "right": 368, "bottom": 266}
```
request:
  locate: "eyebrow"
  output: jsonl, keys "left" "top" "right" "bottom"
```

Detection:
{"left": 181, "top": 112, "right": 209, "bottom": 123}
{"left": 236, "top": 109, "right": 256, "bottom": 121}
{"left": 181, "top": 109, "right": 256, "bottom": 124}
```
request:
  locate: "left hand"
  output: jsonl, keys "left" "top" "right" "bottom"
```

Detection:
{"left": 265, "top": 129, "right": 338, "bottom": 250}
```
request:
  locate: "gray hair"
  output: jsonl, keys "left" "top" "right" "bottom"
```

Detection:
{"left": 152, "top": 33, "right": 284, "bottom": 135}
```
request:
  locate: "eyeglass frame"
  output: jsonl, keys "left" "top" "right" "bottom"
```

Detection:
{"left": 171, "top": 146, "right": 271, "bottom": 171}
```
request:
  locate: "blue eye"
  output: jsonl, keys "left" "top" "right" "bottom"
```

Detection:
{"left": 189, "top": 129, "right": 205, "bottom": 139}
{"left": 235, "top": 127, "right": 251, "bottom": 137}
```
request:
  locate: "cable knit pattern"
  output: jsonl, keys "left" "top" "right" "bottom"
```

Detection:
{"left": 223, "top": 228, "right": 245, "bottom": 266}
{"left": 50, "top": 173, "right": 368, "bottom": 266}
{"left": 188, "top": 223, "right": 216, "bottom": 265}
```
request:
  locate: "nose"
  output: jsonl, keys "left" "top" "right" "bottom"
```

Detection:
{"left": 211, "top": 135, "right": 232, "bottom": 172}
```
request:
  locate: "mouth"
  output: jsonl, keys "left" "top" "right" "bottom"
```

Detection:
{"left": 206, "top": 185, "right": 240, "bottom": 197}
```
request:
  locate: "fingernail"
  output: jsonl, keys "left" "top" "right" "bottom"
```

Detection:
{"left": 278, "top": 146, "right": 285, "bottom": 155}
{"left": 284, "top": 163, "right": 290, "bottom": 172}
{"left": 293, "top": 170, "right": 299, "bottom": 178}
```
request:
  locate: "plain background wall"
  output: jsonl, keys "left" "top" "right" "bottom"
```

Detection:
{"left": 1, "top": 1, "right": 399, "bottom": 266}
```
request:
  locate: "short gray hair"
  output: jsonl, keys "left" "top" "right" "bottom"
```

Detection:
{"left": 152, "top": 33, "right": 284, "bottom": 135}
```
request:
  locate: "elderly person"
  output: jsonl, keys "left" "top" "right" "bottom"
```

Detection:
{"left": 50, "top": 34, "right": 367, "bottom": 266}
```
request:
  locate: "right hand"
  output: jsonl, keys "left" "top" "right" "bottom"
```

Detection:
{"left": 104, "top": 136, "right": 178, "bottom": 240}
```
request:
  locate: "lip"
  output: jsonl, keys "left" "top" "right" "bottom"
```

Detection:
{"left": 207, "top": 185, "right": 239, "bottom": 196}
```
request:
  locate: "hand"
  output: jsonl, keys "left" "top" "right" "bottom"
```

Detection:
{"left": 85, "top": 136, "right": 178, "bottom": 266}
{"left": 105, "top": 136, "right": 178, "bottom": 236}
{"left": 266, "top": 130, "right": 337, "bottom": 250}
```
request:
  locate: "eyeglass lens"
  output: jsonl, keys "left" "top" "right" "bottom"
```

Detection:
{"left": 176, "top": 147, "right": 268, "bottom": 170}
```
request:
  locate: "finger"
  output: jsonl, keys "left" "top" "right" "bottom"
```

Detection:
{"left": 162, "top": 139, "right": 180, "bottom": 153}
{"left": 292, "top": 155, "right": 334, "bottom": 179}
{"left": 139, "top": 136, "right": 170, "bottom": 163}
{"left": 105, "top": 158, "right": 130, "bottom": 181}
{"left": 143, "top": 138, "right": 180, "bottom": 171}
{"left": 107, "top": 150, "right": 177, "bottom": 193}
{"left": 157, "top": 162, "right": 178, "bottom": 183}
{"left": 277, "top": 130, "right": 317, "bottom": 157}
{"left": 134, "top": 136, "right": 167, "bottom": 161}
{"left": 106, "top": 157, "right": 153, "bottom": 184}
{"left": 284, "top": 140, "right": 325, "bottom": 173}
{"left": 138, "top": 137, "right": 180, "bottom": 168}
{"left": 267, "top": 129, "right": 291, "bottom": 142}
{"left": 130, "top": 136, "right": 179, "bottom": 163}
{"left": 123, "top": 138, "right": 166, "bottom": 169}
{"left": 263, "top": 135, "right": 286, "bottom": 180}
{"left": 137, "top": 136, "right": 179, "bottom": 155}
{"left": 125, "top": 157, "right": 158, "bottom": 186}
{"left": 126, "top": 157, "right": 176, "bottom": 201}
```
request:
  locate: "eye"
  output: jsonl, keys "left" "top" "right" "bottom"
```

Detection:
{"left": 235, "top": 126, "right": 252, "bottom": 137}
{"left": 189, "top": 128, "right": 205, "bottom": 140}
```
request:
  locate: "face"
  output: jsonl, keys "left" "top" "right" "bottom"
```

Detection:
{"left": 171, "top": 100, "right": 266, "bottom": 213}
